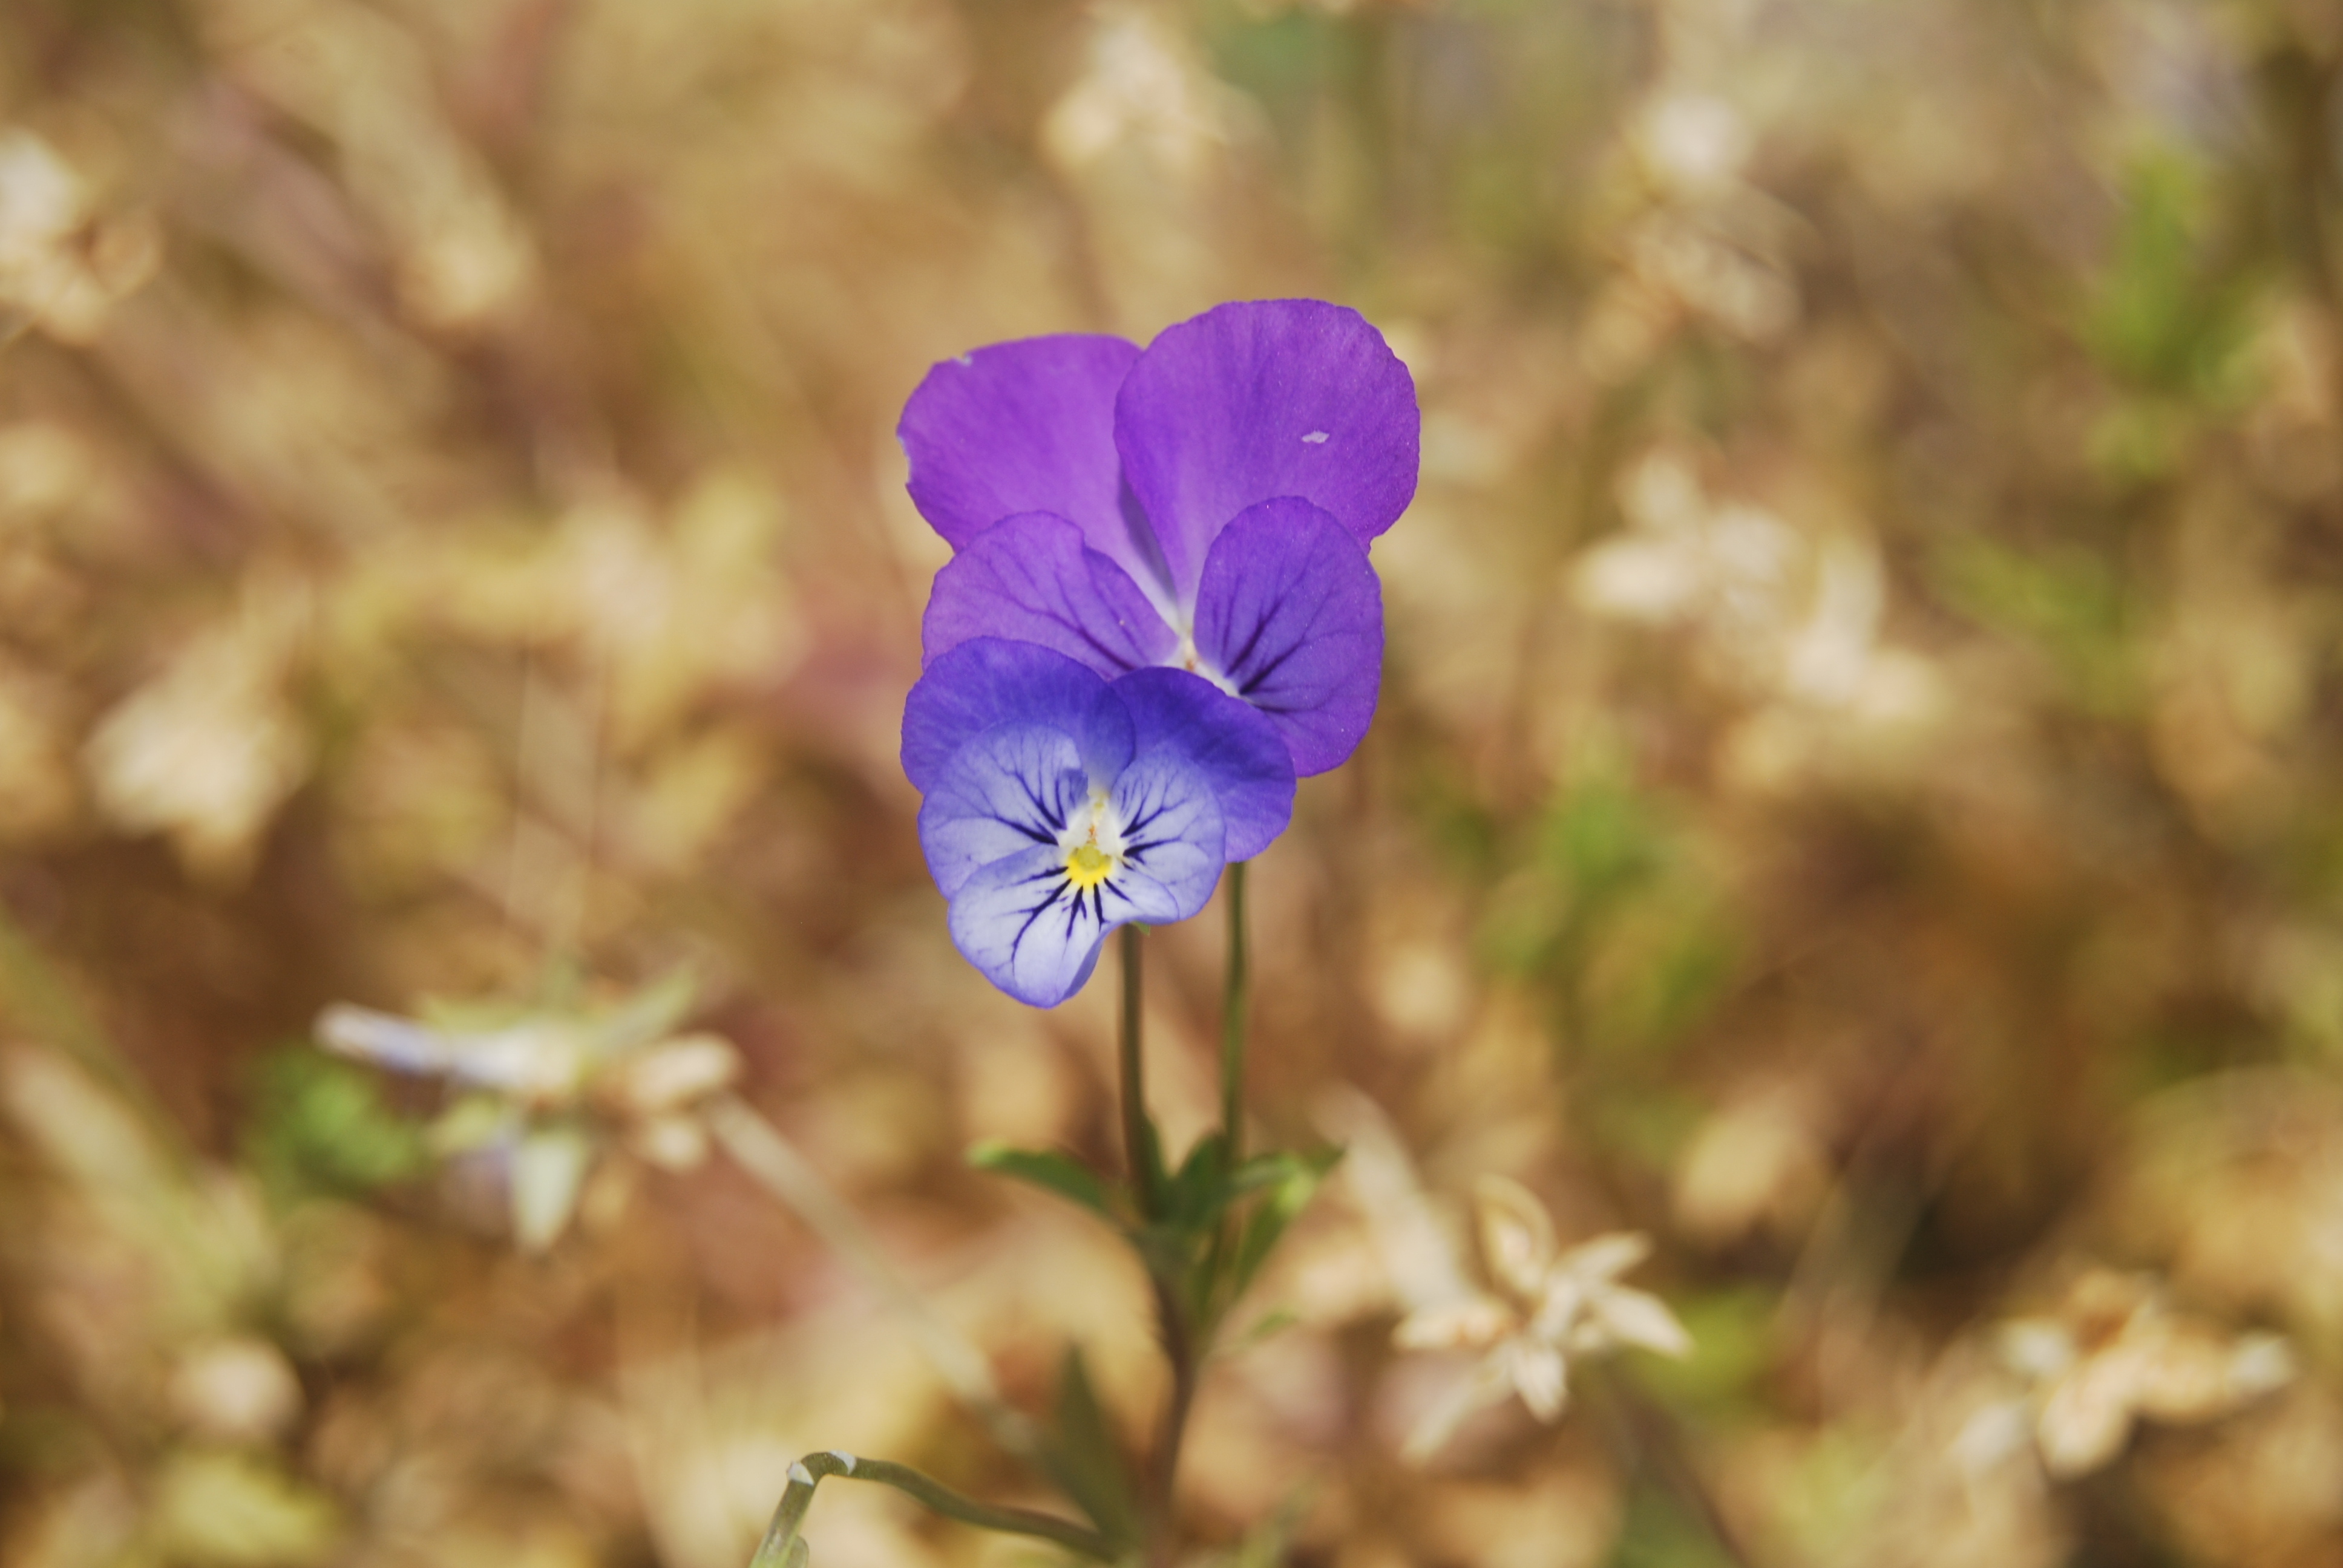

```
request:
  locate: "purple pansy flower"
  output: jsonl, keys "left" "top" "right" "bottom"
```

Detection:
{"left": 900, "top": 299, "right": 1417, "bottom": 777}
{"left": 903, "top": 638, "right": 1293, "bottom": 1007}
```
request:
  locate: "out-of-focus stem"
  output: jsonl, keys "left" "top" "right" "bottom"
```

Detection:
{"left": 1119, "top": 923, "right": 1157, "bottom": 1218}
{"left": 1580, "top": 1364, "right": 1757, "bottom": 1568}
{"left": 747, "top": 1450, "right": 1113, "bottom": 1566}
{"left": 1218, "top": 861, "right": 1249, "bottom": 1168}
{"left": 704, "top": 1094, "right": 1041, "bottom": 1465}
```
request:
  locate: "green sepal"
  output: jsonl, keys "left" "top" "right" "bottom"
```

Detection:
{"left": 967, "top": 1140, "right": 1116, "bottom": 1219}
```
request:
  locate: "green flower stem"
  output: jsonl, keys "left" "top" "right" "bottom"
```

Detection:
{"left": 704, "top": 1094, "right": 1042, "bottom": 1465}
{"left": 747, "top": 1450, "right": 1115, "bottom": 1567}
{"left": 1119, "top": 923, "right": 1158, "bottom": 1218}
{"left": 1117, "top": 920, "right": 1194, "bottom": 1566}
{"left": 1145, "top": 1275, "right": 1199, "bottom": 1568}
{"left": 1219, "top": 861, "right": 1250, "bottom": 1168}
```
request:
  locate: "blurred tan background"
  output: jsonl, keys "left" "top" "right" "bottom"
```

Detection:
{"left": 5, "top": 0, "right": 2343, "bottom": 1564}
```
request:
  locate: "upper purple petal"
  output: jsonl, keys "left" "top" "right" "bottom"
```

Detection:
{"left": 1190, "top": 497, "right": 1384, "bottom": 777}
{"left": 1111, "top": 667, "right": 1296, "bottom": 861}
{"left": 899, "top": 335, "right": 1171, "bottom": 594}
{"left": 922, "top": 512, "right": 1179, "bottom": 678}
{"left": 901, "top": 639, "right": 1133, "bottom": 794}
{"left": 1113, "top": 299, "right": 1418, "bottom": 601}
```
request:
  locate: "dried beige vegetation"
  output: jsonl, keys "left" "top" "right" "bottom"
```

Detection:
{"left": 2, "top": 0, "right": 2342, "bottom": 1564}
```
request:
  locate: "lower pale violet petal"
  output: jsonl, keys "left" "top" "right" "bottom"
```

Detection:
{"left": 916, "top": 724, "right": 1090, "bottom": 899}
{"left": 1191, "top": 497, "right": 1384, "bottom": 776}
{"left": 942, "top": 748, "right": 1225, "bottom": 1007}
{"left": 1113, "top": 299, "right": 1419, "bottom": 599}
{"left": 922, "top": 512, "right": 1180, "bottom": 677}
{"left": 1111, "top": 667, "right": 1294, "bottom": 861}
{"left": 947, "top": 846, "right": 1115, "bottom": 1008}
{"left": 902, "top": 639, "right": 1134, "bottom": 793}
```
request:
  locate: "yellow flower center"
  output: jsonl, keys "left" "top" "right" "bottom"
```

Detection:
{"left": 1066, "top": 843, "right": 1115, "bottom": 889}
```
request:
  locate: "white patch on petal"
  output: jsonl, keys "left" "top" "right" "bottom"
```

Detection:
{"left": 1162, "top": 632, "right": 1243, "bottom": 697}
{"left": 1302, "top": 430, "right": 1329, "bottom": 444}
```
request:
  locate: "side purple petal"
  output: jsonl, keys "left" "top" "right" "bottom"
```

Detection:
{"left": 1112, "top": 667, "right": 1296, "bottom": 861}
{"left": 1101, "top": 749, "right": 1227, "bottom": 920}
{"left": 922, "top": 512, "right": 1180, "bottom": 678}
{"left": 899, "top": 335, "right": 1171, "bottom": 593}
{"left": 1191, "top": 497, "right": 1384, "bottom": 777}
{"left": 1113, "top": 299, "right": 1418, "bottom": 599}
{"left": 915, "top": 724, "right": 1090, "bottom": 898}
{"left": 902, "top": 639, "right": 1133, "bottom": 793}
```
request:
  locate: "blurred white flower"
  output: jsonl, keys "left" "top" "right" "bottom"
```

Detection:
{"left": 0, "top": 129, "right": 159, "bottom": 342}
{"left": 1623, "top": 215, "right": 1797, "bottom": 342}
{"left": 1392, "top": 1175, "right": 1691, "bottom": 1460}
{"left": 85, "top": 578, "right": 310, "bottom": 881}
{"left": 1671, "top": 1083, "right": 1830, "bottom": 1246}
{"left": 1634, "top": 94, "right": 1753, "bottom": 196}
{"left": 202, "top": 0, "right": 535, "bottom": 329}
{"left": 315, "top": 971, "right": 742, "bottom": 1250}
{"left": 1042, "top": 4, "right": 1236, "bottom": 182}
{"left": 1985, "top": 1269, "right": 2296, "bottom": 1479}
{"left": 168, "top": 1337, "right": 304, "bottom": 1445}
{"left": 1574, "top": 448, "right": 1948, "bottom": 791}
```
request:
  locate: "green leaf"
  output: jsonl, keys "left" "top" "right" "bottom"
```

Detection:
{"left": 2080, "top": 148, "right": 2257, "bottom": 403}
{"left": 968, "top": 1139, "right": 1113, "bottom": 1218}
{"left": 244, "top": 1047, "right": 427, "bottom": 1201}
{"left": 1230, "top": 1148, "right": 1342, "bottom": 1298}
{"left": 1165, "top": 1132, "right": 1228, "bottom": 1227}
{"left": 1214, "top": 1307, "right": 1297, "bottom": 1358}
{"left": 591, "top": 966, "right": 700, "bottom": 1055}
{"left": 1604, "top": 1480, "right": 1737, "bottom": 1568}
{"left": 152, "top": 1448, "right": 341, "bottom": 1567}
{"left": 427, "top": 1093, "right": 517, "bottom": 1156}
{"left": 1227, "top": 1149, "right": 1332, "bottom": 1197}
{"left": 1158, "top": 1142, "right": 1322, "bottom": 1238}
{"left": 1137, "top": 1111, "right": 1170, "bottom": 1217}
{"left": 1041, "top": 1346, "right": 1141, "bottom": 1548}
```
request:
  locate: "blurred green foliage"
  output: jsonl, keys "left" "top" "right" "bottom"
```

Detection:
{"left": 243, "top": 1048, "right": 429, "bottom": 1203}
